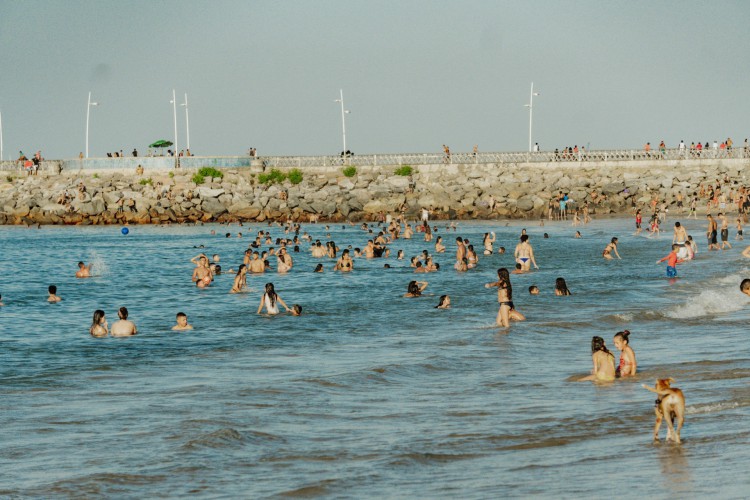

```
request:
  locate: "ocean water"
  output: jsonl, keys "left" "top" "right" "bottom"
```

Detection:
{"left": 1, "top": 218, "right": 750, "bottom": 498}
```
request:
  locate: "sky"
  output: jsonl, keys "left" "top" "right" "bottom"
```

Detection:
{"left": 1, "top": 0, "right": 749, "bottom": 159}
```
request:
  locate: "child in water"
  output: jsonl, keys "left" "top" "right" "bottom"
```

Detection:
{"left": 613, "top": 330, "right": 637, "bottom": 377}
{"left": 656, "top": 244, "right": 685, "bottom": 277}
{"left": 578, "top": 336, "right": 616, "bottom": 382}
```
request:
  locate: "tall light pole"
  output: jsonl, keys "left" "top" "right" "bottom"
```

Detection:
{"left": 181, "top": 93, "right": 190, "bottom": 152}
{"left": 86, "top": 91, "right": 99, "bottom": 158}
{"left": 524, "top": 82, "right": 540, "bottom": 152}
{"left": 169, "top": 89, "right": 178, "bottom": 155}
{"left": 334, "top": 89, "right": 350, "bottom": 154}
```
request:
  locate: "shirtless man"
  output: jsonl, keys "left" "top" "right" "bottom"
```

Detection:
{"left": 719, "top": 213, "right": 732, "bottom": 250}
{"left": 706, "top": 214, "right": 719, "bottom": 250}
{"left": 363, "top": 240, "right": 376, "bottom": 259}
{"left": 76, "top": 261, "right": 93, "bottom": 278}
{"left": 403, "top": 224, "right": 413, "bottom": 239}
{"left": 276, "top": 248, "right": 293, "bottom": 272}
{"left": 248, "top": 251, "right": 265, "bottom": 273}
{"left": 672, "top": 221, "right": 688, "bottom": 245}
{"left": 514, "top": 234, "right": 539, "bottom": 270}
{"left": 47, "top": 285, "right": 62, "bottom": 303}
{"left": 110, "top": 307, "right": 137, "bottom": 336}
{"left": 191, "top": 254, "right": 213, "bottom": 287}
{"left": 172, "top": 312, "right": 193, "bottom": 331}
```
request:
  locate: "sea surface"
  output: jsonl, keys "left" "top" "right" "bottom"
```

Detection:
{"left": 1, "top": 217, "right": 750, "bottom": 498}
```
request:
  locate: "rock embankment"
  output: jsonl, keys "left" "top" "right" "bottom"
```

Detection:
{"left": 0, "top": 160, "right": 747, "bottom": 225}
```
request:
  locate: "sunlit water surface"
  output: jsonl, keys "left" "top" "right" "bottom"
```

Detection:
{"left": 2, "top": 218, "right": 750, "bottom": 498}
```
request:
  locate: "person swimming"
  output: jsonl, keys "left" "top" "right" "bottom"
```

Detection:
{"left": 554, "top": 277, "right": 572, "bottom": 296}
{"left": 404, "top": 280, "right": 428, "bottom": 298}
{"left": 613, "top": 330, "right": 637, "bottom": 377}
{"left": 435, "top": 295, "right": 451, "bottom": 309}
{"left": 89, "top": 309, "right": 108, "bottom": 337}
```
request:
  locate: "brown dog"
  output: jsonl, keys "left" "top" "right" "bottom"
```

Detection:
{"left": 642, "top": 378, "right": 685, "bottom": 444}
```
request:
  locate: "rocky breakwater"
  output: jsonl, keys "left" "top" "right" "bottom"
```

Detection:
{"left": 0, "top": 159, "right": 747, "bottom": 225}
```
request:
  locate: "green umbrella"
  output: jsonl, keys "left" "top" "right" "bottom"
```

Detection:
{"left": 149, "top": 140, "right": 173, "bottom": 148}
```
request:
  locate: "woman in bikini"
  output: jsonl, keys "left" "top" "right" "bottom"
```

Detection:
{"left": 578, "top": 336, "right": 616, "bottom": 382}
{"left": 485, "top": 267, "right": 525, "bottom": 327}
{"left": 483, "top": 232, "right": 496, "bottom": 255}
{"left": 334, "top": 249, "right": 354, "bottom": 272}
{"left": 466, "top": 245, "right": 478, "bottom": 269}
{"left": 230, "top": 265, "right": 248, "bottom": 293}
{"left": 602, "top": 237, "right": 621, "bottom": 260}
{"left": 257, "top": 282, "right": 291, "bottom": 315}
{"left": 434, "top": 236, "right": 446, "bottom": 253}
{"left": 89, "top": 309, "right": 108, "bottom": 337}
{"left": 614, "top": 330, "right": 637, "bottom": 377}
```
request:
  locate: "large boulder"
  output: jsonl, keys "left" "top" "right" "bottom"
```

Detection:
{"left": 201, "top": 197, "right": 227, "bottom": 216}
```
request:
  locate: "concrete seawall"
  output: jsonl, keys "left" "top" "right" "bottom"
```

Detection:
{"left": 1, "top": 157, "right": 748, "bottom": 225}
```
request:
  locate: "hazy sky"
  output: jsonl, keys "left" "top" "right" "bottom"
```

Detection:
{"left": 1, "top": 0, "right": 749, "bottom": 159}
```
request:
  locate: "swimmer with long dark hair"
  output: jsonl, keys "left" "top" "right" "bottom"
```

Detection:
{"left": 404, "top": 280, "right": 428, "bottom": 298}
{"left": 257, "top": 282, "right": 291, "bottom": 315}
{"left": 578, "top": 336, "right": 616, "bottom": 382}
{"left": 483, "top": 232, "right": 496, "bottom": 255}
{"left": 485, "top": 268, "right": 526, "bottom": 327}
{"left": 230, "top": 265, "right": 248, "bottom": 293}
{"left": 602, "top": 237, "right": 621, "bottom": 260}
{"left": 554, "top": 277, "right": 572, "bottom": 296}
{"left": 435, "top": 295, "right": 451, "bottom": 309}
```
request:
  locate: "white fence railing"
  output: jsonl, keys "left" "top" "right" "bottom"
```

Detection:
{"left": 255, "top": 147, "right": 750, "bottom": 169}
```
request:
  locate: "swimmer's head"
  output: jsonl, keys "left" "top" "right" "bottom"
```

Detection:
{"left": 118, "top": 307, "right": 128, "bottom": 319}
{"left": 591, "top": 336, "right": 608, "bottom": 354}
{"left": 291, "top": 304, "right": 302, "bottom": 316}
{"left": 741, "top": 279, "right": 750, "bottom": 296}
{"left": 520, "top": 235, "right": 529, "bottom": 243}
{"left": 529, "top": 286, "right": 539, "bottom": 295}
{"left": 671, "top": 244, "right": 680, "bottom": 251}
{"left": 78, "top": 261, "right": 85, "bottom": 269}
{"left": 674, "top": 222, "right": 681, "bottom": 228}
{"left": 176, "top": 312, "right": 187, "bottom": 324}
{"left": 515, "top": 263, "right": 522, "bottom": 270}
{"left": 435, "top": 295, "right": 450, "bottom": 308}
{"left": 613, "top": 329, "right": 631, "bottom": 347}
{"left": 543, "top": 233, "right": 549, "bottom": 239}
{"left": 314, "top": 264, "right": 324, "bottom": 272}
{"left": 225, "top": 233, "right": 231, "bottom": 238}
{"left": 383, "top": 263, "right": 391, "bottom": 268}
{"left": 611, "top": 237, "right": 618, "bottom": 244}
{"left": 212, "top": 254, "right": 220, "bottom": 262}
{"left": 92, "top": 309, "right": 105, "bottom": 326}
{"left": 48, "top": 285, "right": 57, "bottom": 294}
{"left": 498, "top": 247, "right": 505, "bottom": 254}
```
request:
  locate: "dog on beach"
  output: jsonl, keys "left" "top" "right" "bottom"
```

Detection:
{"left": 642, "top": 378, "right": 685, "bottom": 444}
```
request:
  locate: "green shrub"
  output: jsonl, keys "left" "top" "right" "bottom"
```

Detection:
{"left": 197, "top": 167, "right": 223, "bottom": 180}
{"left": 395, "top": 165, "right": 413, "bottom": 176}
{"left": 192, "top": 173, "right": 205, "bottom": 185}
{"left": 92, "top": 173, "right": 99, "bottom": 179}
{"left": 288, "top": 168, "right": 303, "bottom": 185}
{"left": 139, "top": 177, "right": 153, "bottom": 186}
{"left": 342, "top": 166, "right": 357, "bottom": 177}
{"left": 258, "top": 168, "right": 287, "bottom": 185}
{"left": 168, "top": 171, "right": 174, "bottom": 178}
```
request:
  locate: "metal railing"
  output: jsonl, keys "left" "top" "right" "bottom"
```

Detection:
{"left": 255, "top": 147, "right": 750, "bottom": 168}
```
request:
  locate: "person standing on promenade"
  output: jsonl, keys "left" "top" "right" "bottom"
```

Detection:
{"left": 719, "top": 213, "right": 732, "bottom": 250}
{"left": 111, "top": 307, "right": 137, "bottom": 336}
{"left": 514, "top": 235, "right": 539, "bottom": 271}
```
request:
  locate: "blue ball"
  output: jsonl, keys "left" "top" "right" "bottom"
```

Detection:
{"left": 121, "top": 227, "right": 129, "bottom": 235}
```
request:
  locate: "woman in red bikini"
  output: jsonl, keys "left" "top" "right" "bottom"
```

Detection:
{"left": 614, "top": 330, "right": 637, "bottom": 377}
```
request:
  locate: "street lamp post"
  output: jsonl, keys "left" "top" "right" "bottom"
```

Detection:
{"left": 181, "top": 93, "right": 190, "bottom": 153}
{"left": 169, "top": 89, "right": 178, "bottom": 157}
{"left": 85, "top": 91, "right": 99, "bottom": 158}
{"left": 524, "top": 82, "right": 540, "bottom": 152}
{"left": 334, "top": 89, "right": 350, "bottom": 155}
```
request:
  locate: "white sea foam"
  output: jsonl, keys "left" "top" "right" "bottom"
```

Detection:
{"left": 88, "top": 251, "right": 110, "bottom": 277}
{"left": 663, "top": 288, "right": 749, "bottom": 319}
{"left": 687, "top": 401, "right": 740, "bottom": 414}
